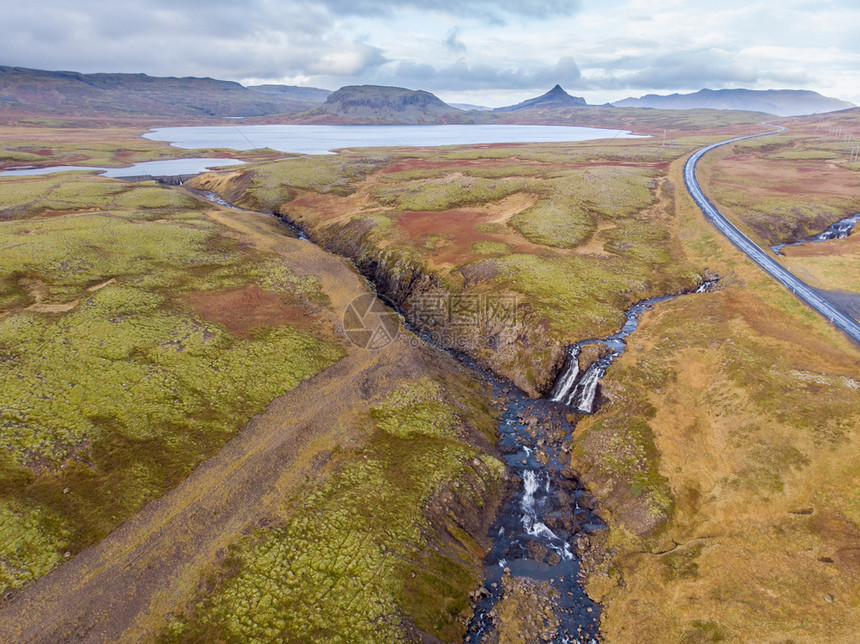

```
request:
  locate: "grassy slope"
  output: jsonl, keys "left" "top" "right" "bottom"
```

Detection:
{"left": 575, "top": 152, "right": 860, "bottom": 642}
{"left": 194, "top": 132, "right": 741, "bottom": 394}
{"left": 0, "top": 171, "right": 345, "bottom": 593}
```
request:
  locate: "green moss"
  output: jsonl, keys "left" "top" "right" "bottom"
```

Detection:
{"left": 604, "top": 220, "right": 673, "bottom": 264}
{"left": 472, "top": 240, "right": 511, "bottom": 255}
{"left": 371, "top": 176, "right": 526, "bottom": 212}
{"left": 371, "top": 380, "right": 456, "bottom": 438}
{"left": 661, "top": 542, "right": 705, "bottom": 581}
{"left": 239, "top": 156, "right": 387, "bottom": 211}
{"left": 164, "top": 377, "right": 503, "bottom": 643}
{"left": 0, "top": 174, "right": 203, "bottom": 220}
{"left": 509, "top": 167, "right": 657, "bottom": 249}
{"left": 0, "top": 498, "right": 71, "bottom": 591}
{"left": 0, "top": 177, "right": 345, "bottom": 593}
{"left": 496, "top": 253, "right": 692, "bottom": 341}
{"left": 510, "top": 192, "right": 595, "bottom": 248}
{"left": 681, "top": 619, "right": 728, "bottom": 643}
{"left": 598, "top": 416, "right": 673, "bottom": 517}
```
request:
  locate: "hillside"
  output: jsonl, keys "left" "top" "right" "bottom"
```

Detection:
{"left": 0, "top": 66, "right": 311, "bottom": 118}
{"left": 494, "top": 84, "right": 587, "bottom": 112}
{"left": 614, "top": 88, "right": 855, "bottom": 116}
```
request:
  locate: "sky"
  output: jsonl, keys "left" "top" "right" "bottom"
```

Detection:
{"left": 1, "top": 0, "right": 858, "bottom": 107}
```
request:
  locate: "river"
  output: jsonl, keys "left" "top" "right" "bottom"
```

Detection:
{"left": 193, "top": 184, "right": 717, "bottom": 644}
{"left": 461, "top": 280, "right": 717, "bottom": 643}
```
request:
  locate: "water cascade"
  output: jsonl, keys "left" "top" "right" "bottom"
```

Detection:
{"left": 772, "top": 213, "right": 859, "bottom": 254}
{"left": 549, "top": 279, "right": 719, "bottom": 416}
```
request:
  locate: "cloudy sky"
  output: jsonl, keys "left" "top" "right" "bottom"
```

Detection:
{"left": 2, "top": 0, "right": 858, "bottom": 106}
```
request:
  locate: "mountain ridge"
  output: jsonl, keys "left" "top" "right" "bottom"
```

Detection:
{"left": 613, "top": 88, "right": 855, "bottom": 116}
{"left": 0, "top": 65, "right": 315, "bottom": 118}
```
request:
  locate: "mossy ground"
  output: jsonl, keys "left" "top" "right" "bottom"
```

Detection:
{"left": 163, "top": 376, "right": 505, "bottom": 643}
{"left": 0, "top": 171, "right": 344, "bottom": 593}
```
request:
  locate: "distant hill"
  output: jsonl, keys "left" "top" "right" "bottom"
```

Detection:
{"left": 0, "top": 65, "right": 311, "bottom": 118}
{"left": 494, "top": 85, "right": 587, "bottom": 112}
{"left": 613, "top": 89, "right": 855, "bottom": 116}
{"left": 302, "top": 85, "right": 472, "bottom": 124}
{"left": 247, "top": 84, "right": 332, "bottom": 104}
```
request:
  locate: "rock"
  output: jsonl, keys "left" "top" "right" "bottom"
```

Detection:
{"left": 560, "top": 467, "right": 577, "bottom": 481}
{"left": 527, "top": 542, "right": 550, "bottom": 560}
{"left": 825, "top": 593, "right": 834, "bottom": 603}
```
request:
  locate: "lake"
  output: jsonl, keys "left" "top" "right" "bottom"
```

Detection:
{"left": 1, "top": 125, "right": 646, "bottom": 178}
{"left": 142, "top": 124, "right": 647, "bottom": 155}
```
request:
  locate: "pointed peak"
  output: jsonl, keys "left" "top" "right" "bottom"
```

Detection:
{"left": 493, "top": 84, "right": 586, "bottom": 112}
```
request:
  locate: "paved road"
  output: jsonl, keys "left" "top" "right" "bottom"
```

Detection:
{"left": 683, "top": 124, "right": 860, "bottom": 345}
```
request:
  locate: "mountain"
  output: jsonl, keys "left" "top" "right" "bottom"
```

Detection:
{"left": 494, "top": 85, "right": 587, "bottom": 112}
{"left": 303, "top": 85, "right": 470, "bottom": 124}
{"left": 247, "top": 84, "right": 332, "bottom": 104}
{"left": 613, "top": 88, "right": 855, "bottom": 116}
{"left": 0, "top": 65, "right": 311, "bottom": 118}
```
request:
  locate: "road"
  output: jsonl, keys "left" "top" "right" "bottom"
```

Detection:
{"left": 683, "top": 124, "right": 860, "bottom": 345}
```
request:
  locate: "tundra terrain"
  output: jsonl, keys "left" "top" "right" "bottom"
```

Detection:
{"left": 0, "top": 106, "right": 858, "bottom": 643}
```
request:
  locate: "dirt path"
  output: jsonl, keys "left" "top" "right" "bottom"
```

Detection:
{"left": 0, "top": 202, "right": 426, "bottom": 642}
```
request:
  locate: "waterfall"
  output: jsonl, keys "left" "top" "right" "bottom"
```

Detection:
{"left": 550, "top": 346, "right": 581, "bottom": 403}
{"left": 520, "top": 471, "right": 573, "bottom": 561}
{"left": 550, "top": 346, "right": 607, "bottom": 412}
{"left": 521, "top": 470, "right": 540, "bottom": 515}
{"left": 572, "top": 362, "right": 605, "bottom": 413}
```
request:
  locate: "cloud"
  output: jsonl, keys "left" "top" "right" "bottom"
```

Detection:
{"left": 306, "top": 44, "right": 387, "bottom": 76}
{"left": 594, "top": 49, "right": 759, "bottom": 90}
{"left": 444, "top": 28, "right": 467, "bottom": 54}
{"left": 317, "top": 0, "right": 582, "bottom": 22}
{"left": 370, "top": 56, "right": 582, "bottom": 92}
{"left": 582, "top": 47, "right": 816, "bottom": 92}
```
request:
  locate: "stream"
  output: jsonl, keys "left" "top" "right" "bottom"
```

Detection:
{"left": 192, "top": 186, "right": 715, "bottom": 643}
{"left": 771, "top": 213, "right": 859, "bottom": 255}
{"left": 463, "top": 279, "right": 717, "bottom": 643}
